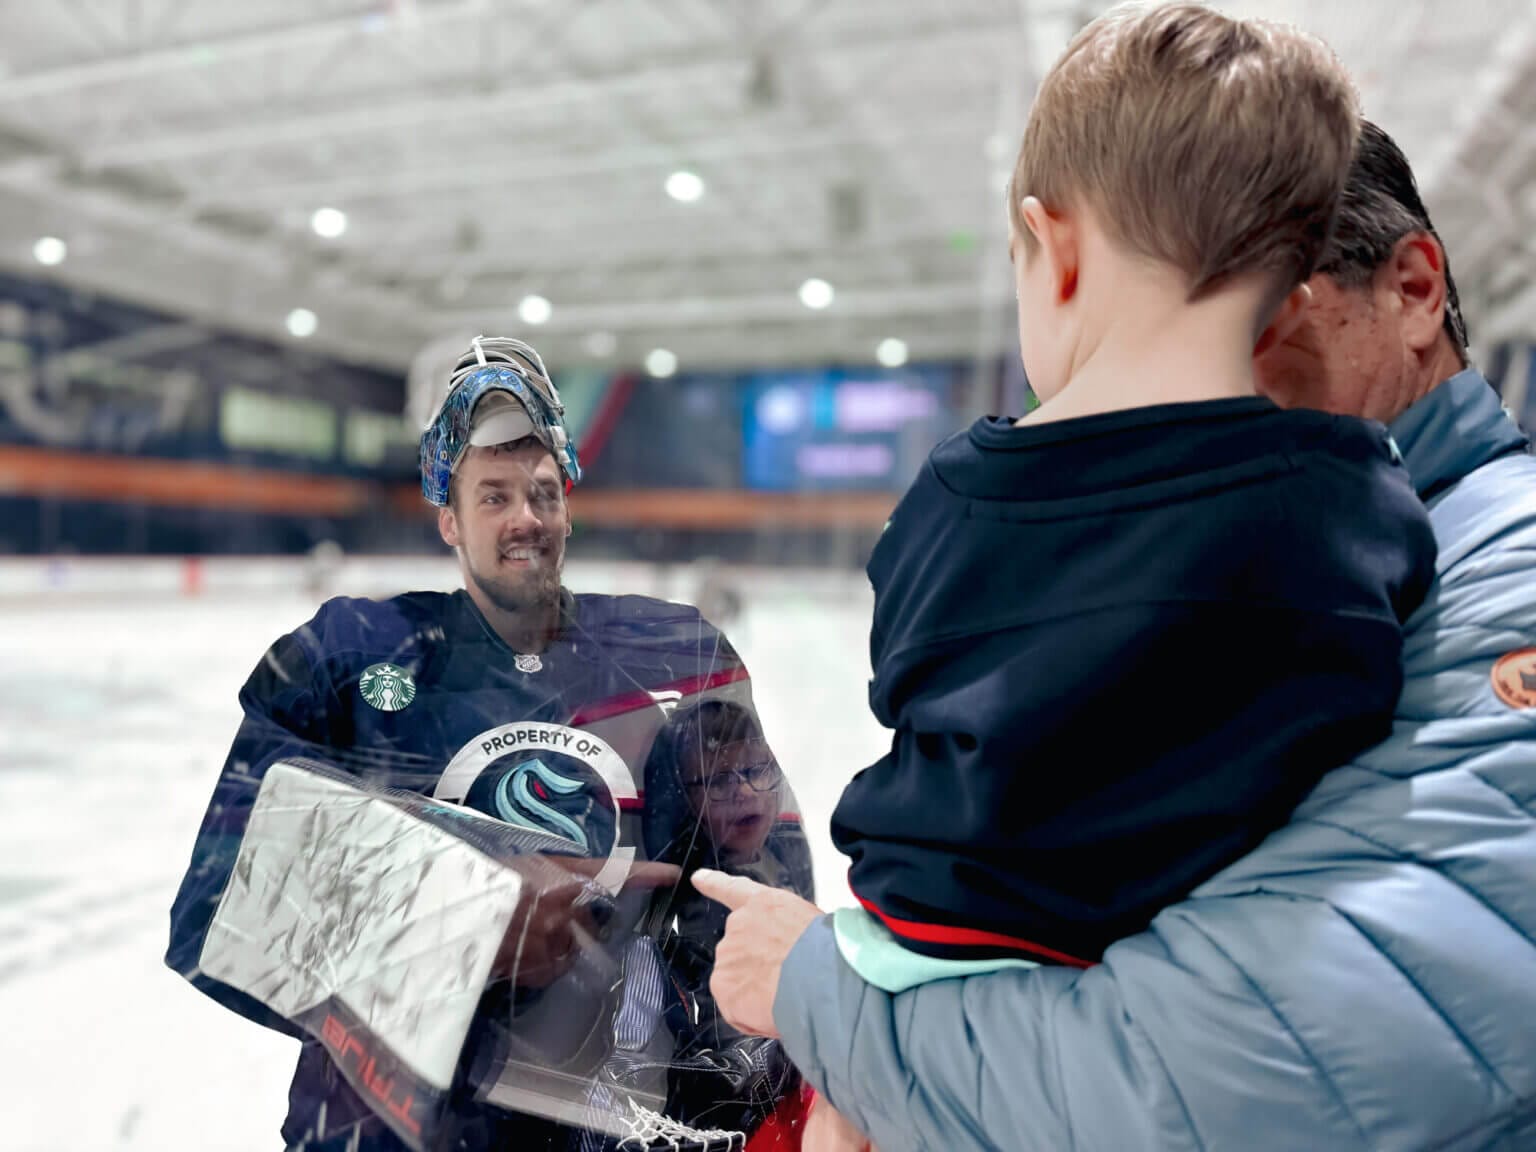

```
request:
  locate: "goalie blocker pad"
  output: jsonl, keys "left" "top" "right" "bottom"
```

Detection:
{"left": 198, "top": 757, "right": 595, "bottom": 1151}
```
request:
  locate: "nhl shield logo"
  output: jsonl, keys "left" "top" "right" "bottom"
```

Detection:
{"left": 359, "top": 663, "right": 417, "bottom": 712}
{"left": 514, "top": 653, "right": 543, "bottom": 674}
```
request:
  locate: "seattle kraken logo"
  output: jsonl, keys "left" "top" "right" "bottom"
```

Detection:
{"left": 493, "top": 758, "right": 590, "bottom": 850}
{"left": 437, "top": 723, "right": 634, "bottom": 891}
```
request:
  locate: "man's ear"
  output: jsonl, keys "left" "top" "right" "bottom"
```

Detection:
{"left": 438, "top": 504, "right": 461, "bottom": 549}
{"left": 1019, "top": 196, "right": 1080, "bottom": 304}
{"left": 1254, "top": 282, "right": 1312, "bottom": 358}
{"left": 1387, "top": 232, "right": 1449, "bottom": 356}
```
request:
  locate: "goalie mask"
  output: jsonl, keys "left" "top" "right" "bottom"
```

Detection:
{"left": 419, "top": 335, "right": 582, "bottom": 506}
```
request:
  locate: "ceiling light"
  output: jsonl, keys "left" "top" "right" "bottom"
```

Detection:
{"left": 646, "top": 348, "right": 678, "bottom": 379}
{"left": 666, "top": 170, "right": 706, "bottom": 203}
{"left": 876, "top": 338, "right": 909, "bottom": 368}
{"left": 757, "top": 386, "right": 804, "bottom": 433}
{"left": 518, "top": 294, "right": 552, "bottom": 325}
{"left": 285, "top": 308, "right": 318, "bottom": 338}
{"left": 32, "top": 236, "right": 66, "bottom": 266}
{"left": 799, "top": 277, "right": 834, "bottom": 310}
{"left": 584, "top": 330, "right": 616, "bottom": 358}
{"left": 310, "top": 207, "right": 348, "bottom": 238}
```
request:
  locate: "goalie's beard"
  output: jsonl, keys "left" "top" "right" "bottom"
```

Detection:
{"left": 466, "top": 546, "right": 563, "bottom": 621}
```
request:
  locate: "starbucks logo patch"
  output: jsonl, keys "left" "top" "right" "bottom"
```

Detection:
{"left": 359, "top": 663, "right": 417, "bottom": 712}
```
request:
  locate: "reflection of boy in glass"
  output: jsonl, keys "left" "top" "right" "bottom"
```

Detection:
{"left": 640, "top": 700, "right": 813, "bottom": 1137}
{"left": 679, "top": 709, "right": 782, "bottom": 866}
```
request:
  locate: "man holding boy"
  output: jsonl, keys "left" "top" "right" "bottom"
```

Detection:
{"left": 697, "top": 10, "right": 1536, "bottom": 1152}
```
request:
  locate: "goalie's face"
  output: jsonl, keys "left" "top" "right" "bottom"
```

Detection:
{"left": 438, "top": 440, "right": 570, "bottom": 617}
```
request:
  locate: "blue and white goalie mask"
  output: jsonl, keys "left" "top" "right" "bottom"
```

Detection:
{"left": 419, "top": 336, "right": 582, "bottom": 506}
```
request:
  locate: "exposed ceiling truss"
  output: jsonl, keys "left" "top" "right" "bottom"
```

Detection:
{"left": 0, "top": 0, "right": 1530, "bottom": 384}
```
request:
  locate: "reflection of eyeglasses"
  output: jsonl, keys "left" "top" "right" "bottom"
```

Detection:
{"left": 684, "top": 762, "right": 782, "bottom": 800}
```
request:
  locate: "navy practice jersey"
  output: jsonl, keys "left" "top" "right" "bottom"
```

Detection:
{"left": 833, "top": 398, "right": 1438, "bottom": 968}
{"left": 166, "top": 587, "right": 810, "bottom": 1152}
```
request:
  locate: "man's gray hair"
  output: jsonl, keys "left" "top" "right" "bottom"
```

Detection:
{"left": 1317, "top": 120, "right": 1469, "bottom": 364}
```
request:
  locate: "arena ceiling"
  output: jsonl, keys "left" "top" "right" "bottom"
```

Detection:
{"left": 0, "top": 0, "right": 1531, "bottom": 388}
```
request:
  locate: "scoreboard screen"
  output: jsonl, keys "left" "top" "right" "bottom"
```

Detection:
{"left": 741, "top": 366, "right": 958, "bottom": 492}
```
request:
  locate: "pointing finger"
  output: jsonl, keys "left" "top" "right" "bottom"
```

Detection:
{"left": 692, "top": 868, "right": 766, "bottom": 910}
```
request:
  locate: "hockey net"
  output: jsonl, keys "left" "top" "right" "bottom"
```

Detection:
{"left": 615, "top": 1098, "right": 745, "bottom": 1151}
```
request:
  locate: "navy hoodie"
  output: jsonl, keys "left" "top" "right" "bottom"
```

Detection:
{"left": 832, "top": 398, "right": 1438, "bottom": 967}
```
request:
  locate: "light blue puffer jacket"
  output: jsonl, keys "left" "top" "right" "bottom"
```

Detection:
{"left": 776, "top": 371, "right": 1536, "bottom": 1152}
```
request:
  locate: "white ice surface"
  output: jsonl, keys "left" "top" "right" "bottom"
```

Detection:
{"left": 0, "top": 569, "right": 882, "bottom": 1151}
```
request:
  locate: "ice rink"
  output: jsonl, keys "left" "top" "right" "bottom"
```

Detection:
{"left": 0, "top": 559, "right": 884, "bottom": 1152}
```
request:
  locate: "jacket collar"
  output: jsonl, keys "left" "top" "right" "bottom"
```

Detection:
{"left": 1389, "top": 369, "right": 1530, "bottom": 501}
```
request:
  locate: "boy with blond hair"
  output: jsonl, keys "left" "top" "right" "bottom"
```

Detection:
{"left": 828, "top": 1, "right": 1438, "bottom": 986}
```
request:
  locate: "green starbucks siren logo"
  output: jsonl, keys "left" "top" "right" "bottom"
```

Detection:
{"left": 359, "top": 663, "right": 417, "bottom": 712}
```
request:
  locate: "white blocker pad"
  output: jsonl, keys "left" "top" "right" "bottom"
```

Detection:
{"left": 199, "top": 759, "right": 524, "bottom": 1093}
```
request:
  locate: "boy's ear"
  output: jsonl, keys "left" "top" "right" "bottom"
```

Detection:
{"left": 1253, "top": 282, "right": 1312, "bottom": 358}
{"left": 1019, "top": 196, "right": 1079, "bottom": 304}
